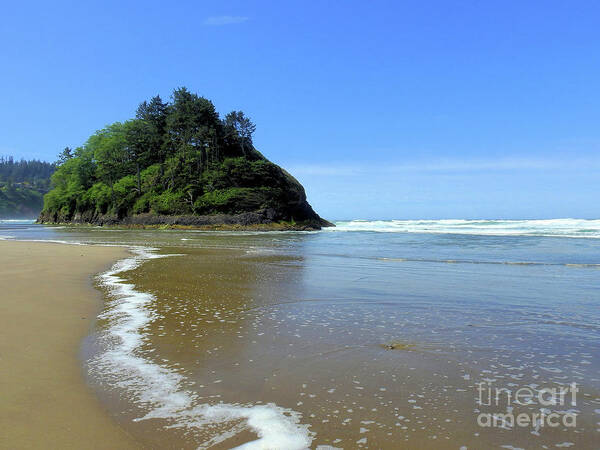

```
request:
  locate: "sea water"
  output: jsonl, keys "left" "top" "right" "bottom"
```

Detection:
{"left": 2, "top": 219, "right": 599, "bottom": 448}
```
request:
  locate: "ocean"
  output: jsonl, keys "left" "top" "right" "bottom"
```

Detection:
{"left": 1, "top": 219, "right": 599, "bottom": 448}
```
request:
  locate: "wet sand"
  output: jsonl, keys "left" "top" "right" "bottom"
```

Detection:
{"left": 0, "top": 241, "right": 140, "bottom": 449}
{"left": 89, "top": 244, "right": 599, "bottom": 449}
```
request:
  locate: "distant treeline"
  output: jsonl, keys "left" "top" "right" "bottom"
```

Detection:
{"left": 0, "top": 157, "right": 55, "bottom": 218}
{"left": 0, "top": 157, "right": 55, "bottom": 190}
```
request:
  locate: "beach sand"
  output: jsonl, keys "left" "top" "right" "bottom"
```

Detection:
{"left": 0, "top": 241, "right": 140, "bottom": 449}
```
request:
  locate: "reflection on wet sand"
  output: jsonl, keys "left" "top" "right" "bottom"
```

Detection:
{"left": 85, "top": 243, "right": 599, "bottom": 449}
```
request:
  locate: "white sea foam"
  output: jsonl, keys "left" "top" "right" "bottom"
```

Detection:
{"left": 91, "top": 247, "right": 313, "bottom": 449}
{"left": 327, "top": 218, "right": 600, "bottom": 238}
{"left": 22, "top": 239, "right": 87, "bottom": 245}
{"left": 0, "top": 219, "right": 36, "bottom": 224}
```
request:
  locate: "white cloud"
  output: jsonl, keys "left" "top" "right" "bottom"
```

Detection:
{"left": 287, "top": 157, "right": 600, "bottom": 176}
{"left": 203, "top": 16, "right": 249, "bottom": 26}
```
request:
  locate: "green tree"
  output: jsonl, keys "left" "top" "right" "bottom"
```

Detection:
{"left": 88, "top": 124, "right": 128, "bottom": 202}
{"left": 56, "top": 147, "right": 73, "bottom": 165}
{"left": 224, "top": 111, "right": 256, "bottom": 156}
{"left": 163, "top": 87, "right": 222, "bottom": 187}
{"left": 124, "top": 119, "right": 154, "bottom": 192}
{"left": 136, "top": 95, "right": 168, "bottom": 164}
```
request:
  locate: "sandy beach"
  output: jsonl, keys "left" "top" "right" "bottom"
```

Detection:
{"left": 0, "top": 241, "right": 140, "bottom": 449}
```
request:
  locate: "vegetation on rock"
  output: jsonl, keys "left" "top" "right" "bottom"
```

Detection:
{"left": 39, "top": 88, "right": 328, "bottom": 229}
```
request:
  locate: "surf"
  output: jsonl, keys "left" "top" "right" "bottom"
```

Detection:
{"left": 327, "top": 218, "right": 600, "bottom": 238}
{"left": 89, "top": 246, "right": 313, "bottom": 449}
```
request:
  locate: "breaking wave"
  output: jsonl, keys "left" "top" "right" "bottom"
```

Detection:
{"left": 90, "top": 247, "right": 313, "bottom": 449}
{"left": 328, "top": 219, "right": 600, "bottom": 238}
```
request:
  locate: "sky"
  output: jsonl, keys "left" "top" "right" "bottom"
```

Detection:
{"left": 1, "top": 0, "right": 599, "bottom": 220}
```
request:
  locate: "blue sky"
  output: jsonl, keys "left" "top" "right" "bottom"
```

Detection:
{"left": 1, "top": 0, "right": 599, "bottom": 219}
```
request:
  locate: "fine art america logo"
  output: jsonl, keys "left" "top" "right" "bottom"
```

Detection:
{"left": 476, "top": 382, "right": 578, "bottom": 429}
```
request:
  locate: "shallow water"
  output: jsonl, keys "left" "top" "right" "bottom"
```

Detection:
{"left": 3, "top": 220, "right": 600, "bottom": 448}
